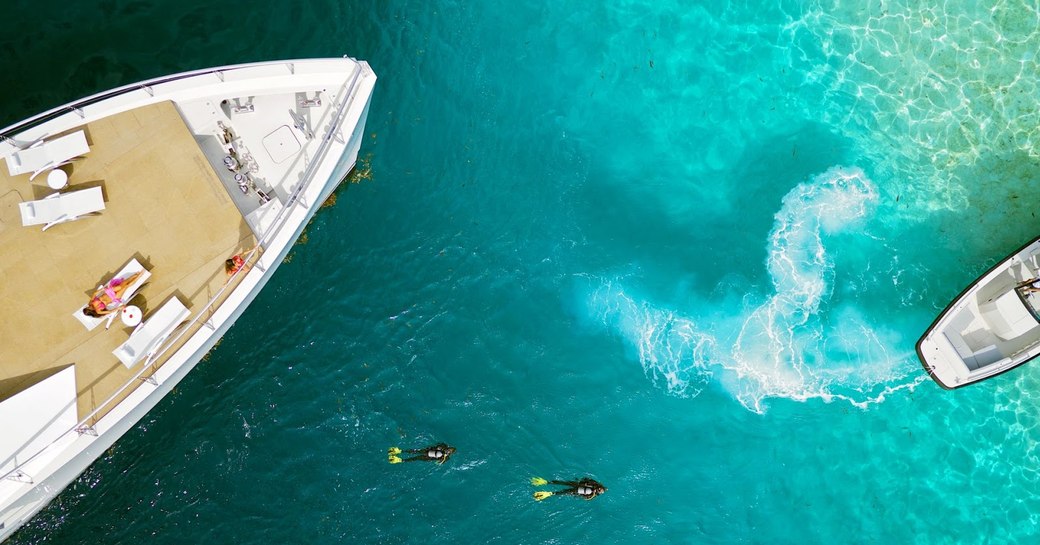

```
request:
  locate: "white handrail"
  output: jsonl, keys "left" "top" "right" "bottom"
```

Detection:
{"left": 137, "top": 63, "right": 365, "bottom": 371}
{"left": 1, "top": 60, "right": 369, "bottom": 482}
{"left": 0, "top": 58, "right": 355, "bottom": 139}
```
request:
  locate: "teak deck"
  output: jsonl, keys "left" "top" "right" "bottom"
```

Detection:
{"left": 0, "top": 101, "right": 255, "bottom": 420}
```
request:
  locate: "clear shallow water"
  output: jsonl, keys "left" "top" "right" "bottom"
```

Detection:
{"left": 6, "top": 0, "right": 1040, "bottom": 543}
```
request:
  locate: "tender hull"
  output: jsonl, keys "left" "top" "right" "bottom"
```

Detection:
{"left": 917, "top": 235, "right": 1040, "bottom": 388}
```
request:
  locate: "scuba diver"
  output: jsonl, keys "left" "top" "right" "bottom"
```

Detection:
{"left": 388, "top": 443, "right": 456, "bottom": 464}
{"left": 530, "top": 477, "right": 607, "bottom": 501}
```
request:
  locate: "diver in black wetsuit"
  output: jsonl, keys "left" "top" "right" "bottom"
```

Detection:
{"left": 531, "top": 477, "right": 607, "bottom": 500}
{"left": 388, "top": 443, "right": 456, "bottom": 464}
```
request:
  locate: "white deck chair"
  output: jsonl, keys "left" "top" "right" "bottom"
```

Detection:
{"left": 72, "top": 258, "right": 152, "bottom": 331}
{"left": 6, "top": 130, "right": 90, "bottom": 179}
{"left": 113, "top": 296, "right": 190, "bottom": 368}
{"left": 18, "top": 186, "right": 105, "bottom": 231}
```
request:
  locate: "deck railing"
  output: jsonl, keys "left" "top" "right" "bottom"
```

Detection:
{"left": 2, "top": 59, "right": 368, "bottom": 483}
{"left": 0, "top": 59, "right": 339, "bottom": 142}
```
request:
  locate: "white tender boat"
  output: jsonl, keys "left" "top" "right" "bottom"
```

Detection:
{"left": 0, "top": 57, "right": 376, "bottom": 541}
{"left": 918, "top": 236, "right": 1040, "bottom": 388}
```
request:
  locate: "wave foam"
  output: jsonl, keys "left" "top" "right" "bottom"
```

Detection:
{"left": 588, "top": 167, "right": 919, "bottom": 413}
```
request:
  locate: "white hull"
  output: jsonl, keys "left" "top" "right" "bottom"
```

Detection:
{"left": 918, "top": 236, "right": 1040, "bottom": 388}
{"left": 0, "top": 58, "right": 376, "bottom": 541}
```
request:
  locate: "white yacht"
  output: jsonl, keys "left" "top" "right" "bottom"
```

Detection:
{"left": 918, "top": 236, "right": 1040, "bottom": 388}
{"left": 0, "top": 57, "right": 376, "bottom": 540}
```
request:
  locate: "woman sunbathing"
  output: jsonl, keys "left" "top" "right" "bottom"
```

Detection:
{"left": 82, "top": 271, "right": 144, "bottom": 317}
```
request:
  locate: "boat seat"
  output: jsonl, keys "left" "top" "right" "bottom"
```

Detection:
{"left": 18, "top": 186, "right": 105, "bottom": 230}
{"left": 979, "top": 290, "right": 1038, "bottom": 341}
{"left": 6, "top": 130, "right": 90, "bottom": 179}
{"left": 943, "top": 330, "right": 975, "bottom": 360}
{"left": 967, "top": 345, "right": 1003, "bottom": 370}
{"left": 961, "top": 327, "right": 1000, "bottom": 352}
{"left": 947, "top": 309, "right": 976, "bottom": 333}
{"left": 72, "top": 258, "right": 152, "bottom": 331}
{"left": 942, "top": 309, "right": 982, "bottom": 366}
{"left": 113, "top": 296, "right": 190, "bottom": 368}
{"left": 943, "top": 309, "right": 977, "bottom": 356}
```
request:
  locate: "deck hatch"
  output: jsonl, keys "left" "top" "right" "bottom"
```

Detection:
{"left": 262, "top": 125, "right": 301, "bottom": 164}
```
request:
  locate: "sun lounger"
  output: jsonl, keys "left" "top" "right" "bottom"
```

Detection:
{"left": 18, "top": 186, "right": 105, "bottom": 231}
{"left": 72, "top": 258, "right": 152, "bottom": 331}
{"left": 6, "top": 130, "right": 90, "bottom": 179}
{"left": 113, "top": 296, "right": 190, "bottom": 368}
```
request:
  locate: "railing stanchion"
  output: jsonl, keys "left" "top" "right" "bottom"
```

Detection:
{"left": 1, "top": 60, "right": 370, "bottom": 484}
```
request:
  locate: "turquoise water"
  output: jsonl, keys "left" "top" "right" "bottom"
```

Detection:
{"left": 8, "top": 0, "right": 1040, "bottom": 543}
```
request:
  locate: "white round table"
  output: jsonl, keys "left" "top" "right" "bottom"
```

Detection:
{"left": 121, "top": 305, "right": 142, "bottom": 327}
{"left": 46, "top": 169, "right": 68, "bottom": 190}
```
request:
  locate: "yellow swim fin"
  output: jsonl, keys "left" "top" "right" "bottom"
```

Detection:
{"left": 388, "top": 455, "right": 402, "bottom": 464}
{"left": 388, "top": 447, "right": 402, "bottom": 455}
{"left": 533, "top": 491, "right": 553, "bottom": 501}
{"left": 530, "top": 477, "right": 548, "bottom": 486}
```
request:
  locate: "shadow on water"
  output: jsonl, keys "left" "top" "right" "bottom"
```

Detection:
{"left": 921, "top": 150, "right": 1040, "bottom": 290}
{"left": 728, "top": 120, "right": 855, "bottom": 249}
{"left": 852, "top": 148, "right": 1040, "bottom": 325}
{"left": 947, "top": 150, "right": 1040, "bottom": 257}
{"left": 574, "top": 121, "right": 854, "bottom": 294}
